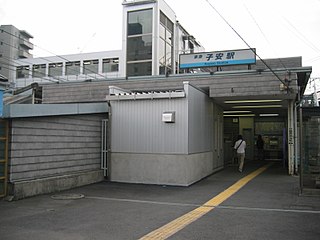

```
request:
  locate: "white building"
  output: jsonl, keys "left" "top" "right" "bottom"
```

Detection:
{"left": 12, "top": 0, "right": 204, "bottom": 89}
{"left": 0, "top": 25, "right": 33, "bottom": 82}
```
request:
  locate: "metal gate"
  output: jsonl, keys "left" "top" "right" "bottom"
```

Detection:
{"left": 101, "top": 119, "right": 108, "bottom": 177}
{"left": 0, "top": 120, "right": 8, "bottom": 198}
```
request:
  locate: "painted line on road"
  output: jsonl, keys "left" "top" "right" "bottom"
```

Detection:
{"left": 86, "top": 195, "right": 320, "bottom": 215}
{"left": 138, "top": 163, "right": 273, "bottom": 240}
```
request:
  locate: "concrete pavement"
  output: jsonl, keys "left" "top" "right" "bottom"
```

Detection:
{"left": 1, "top": 161, "right": 319, "bottom": 240}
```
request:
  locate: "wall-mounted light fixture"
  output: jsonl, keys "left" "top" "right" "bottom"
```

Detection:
{"left": 224, "top": 99, "right": 282, "bottom": 104}
{"left": 259, "top": 113, "right": 279, "bottom": 117}
{"left": 232, "top": 105, "right": 282, "bottom": 109}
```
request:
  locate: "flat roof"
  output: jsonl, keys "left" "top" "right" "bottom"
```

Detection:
{"left": 2, "top": 103, "right": 108, "bottom": 118}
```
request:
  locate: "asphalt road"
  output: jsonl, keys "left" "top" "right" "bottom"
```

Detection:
{"left": 1, "top": 161, "right": 319, "bottom": 240}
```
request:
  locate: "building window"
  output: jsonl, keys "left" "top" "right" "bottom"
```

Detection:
{"left": 127, "top": 8, "right": 153, "bottom": 77}
{"left": 83, "top": 59, "right": 99, "bottom": 74}
{"left": 159, "top": 11, "right": 173, "bottom": 75}
{"left": 48, "top": 62, "right": 63, "bottom": 77}
{"left": 127, "top": 62, "right": 152, "bottom": 77}
{"left": 65, "top": 61, "right": 80, "bottom": 75}
{"left": 16, "top": 66, "right": 30, "bottom": 79}
{"left": 102, "top": 58, "right": 119, "bottom": 73}
{"left": 127, "top": 35, "right": 152, "bottom": 61}
{"left": 32, "top": 64, "right": 46, "bottom": 78}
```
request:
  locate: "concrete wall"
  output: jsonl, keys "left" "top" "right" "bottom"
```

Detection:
{"left": 110, "top": 152, "right": 214, "bottom": 186}
{"left": 8, "top": 114, "right": 106, "bottom": 199}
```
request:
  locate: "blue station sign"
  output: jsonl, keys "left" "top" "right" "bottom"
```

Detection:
{"left": 179, "top": 48, "right": 256, "bottom": 69}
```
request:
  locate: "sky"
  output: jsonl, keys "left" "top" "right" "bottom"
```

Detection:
{"left": 1, "top": 0, "right": 319, "bottom": 92}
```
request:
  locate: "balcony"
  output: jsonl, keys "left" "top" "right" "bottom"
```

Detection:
{"left": 19, "top": 38, "right": 33, "bottom": 50}
{"left": 18, "top": 50, "right": 32, "bottom": 58}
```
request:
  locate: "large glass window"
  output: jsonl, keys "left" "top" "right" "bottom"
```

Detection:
{"left": 65, "top": 61, "right": 80, "bottom": 75}
{"left": 48, "top": 62, "right": 63, "bottom": 77}
{"left": 127, "top": 62, "right": 152, "bottom": 77}
{"left": 102, "top": 58, "right": 119, "bottom": 73}
{"left": 32, "top": 64, "right": 46, "bottom": 78}
{"left": 159, "top": 11, "right": 173, "bottom": 75}
{"left": 83, "top": 59, "right": 99, "bottom": 74}
{"left": 127, "top": 9, "right": 153, "bottom": 77}
{"left": 127, "top": 35, "right": 152, "bottom": 61}
{"left": 16, "top": 66, "right": 29, "bottom": 78}
{"left": 128, "top": 9, "right": 153, "bottom": 35}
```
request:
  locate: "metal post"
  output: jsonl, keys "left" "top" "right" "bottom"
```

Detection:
{"left": 298, "top": 87, "right": 304, "bottom": 194}
{"left": 287, "top": 100, "right": 294, "bottom": 175}
{"left": 294, "top": 103, "right": 299, "bottom": 174}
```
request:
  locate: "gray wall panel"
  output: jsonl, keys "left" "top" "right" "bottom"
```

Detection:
{"left": 9, "top": 114, "right": 105, "bottom": 181}
{"left": 111, "top": 97, "right": 188, "bottom": 154}
{"left": 187, "top": 84, "right": 213, "bottom": 154}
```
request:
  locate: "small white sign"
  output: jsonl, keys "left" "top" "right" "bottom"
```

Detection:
{"left": 162, "top": 112, "right": 175, "bottom": 123}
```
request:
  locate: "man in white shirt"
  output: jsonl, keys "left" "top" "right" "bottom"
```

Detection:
{"left": 234, "top": 135, "right": 246, "bottom": 172}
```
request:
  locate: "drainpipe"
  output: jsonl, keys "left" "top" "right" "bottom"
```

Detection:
{"left": 294, "top": 102, "right": 299, "bottom": 174}
{"left": 106, "top": 100, "right": 112, "bottom": 180}
{"left": 298, "top": 87, "right": 304, "bottom": 194}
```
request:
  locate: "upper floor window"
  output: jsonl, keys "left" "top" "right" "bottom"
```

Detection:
{"left": 159, "top": 11, "right": 174, "bottom": 75}
{"left": 127, "top": 8, "right": 153, "bottom": 77}
{"left": 16, "top": 66, "right": 30, "bottom": 79}
{"left": 32, "top": 64, "right": 46, "bottom": 78}
{"left": 103, "top": 58, "right": 119, "bottom": 73}
{"left": 83, "top": 59, "right": 99, "bottom": 74}
{"left": 128, "top": 9, "right": 153, "bottom": 36}
{"left": 48, "top": 62, "right": 63, "bottom": 77}
{"left": 65, "top": 61, "right": 80, "bottom": 75}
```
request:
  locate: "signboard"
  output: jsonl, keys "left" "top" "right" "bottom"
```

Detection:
{"left": 179, "top": 48, "right": 256, "bottom": 69}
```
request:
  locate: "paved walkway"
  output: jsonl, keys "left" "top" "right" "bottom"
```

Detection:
{"left": 1, "top": 161, "right": 320, "bottom": 240}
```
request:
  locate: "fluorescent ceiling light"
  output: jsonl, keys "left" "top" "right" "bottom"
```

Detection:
{"left": 223, "top": 110, "right": 252, "bottom": 113}
{"left": 224, "top": 114, "right": 256, "bottom": 117}
{"left": 232, "top": 105, "right": 282, "bottom": 109}
{"left": 224, "top": 100, "right": 282, "bottom": 104}
{"left": 259, "top": 113, "right": 279, "bottom": 117}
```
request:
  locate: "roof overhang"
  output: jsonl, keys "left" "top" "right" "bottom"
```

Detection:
{"left": 2, "top": 103, "right": 108, "bottom": 119}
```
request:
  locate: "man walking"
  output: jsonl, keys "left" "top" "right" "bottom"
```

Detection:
{"left": 234, "top": 135, "right": 246, "bottom": 172}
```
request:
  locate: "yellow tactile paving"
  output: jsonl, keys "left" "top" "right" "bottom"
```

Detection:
{"left": 139, "top": 163, "right": 273, "bottom": 240}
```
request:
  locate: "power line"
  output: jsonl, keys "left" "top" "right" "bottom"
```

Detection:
{"left": 283, "top": 17, "right": 320, "bottom": 54}
{"left": 0, "top": 58, "right": 61, "bottom": 84}
{"left": 0, "top": 35, "right": 97, "bottom": 81}
{"left": 243, "top": 4, "right": 288, "bottom": 71}
{"left": 204, "top": 0, "right": 288, "bottom": 87}
{"left": 0, "top": 28, "right": 108, "bottom": 80}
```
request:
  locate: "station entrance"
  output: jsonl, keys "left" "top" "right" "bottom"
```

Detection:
{"left": 213, "top": 95, "right": 294, "bottom": 172}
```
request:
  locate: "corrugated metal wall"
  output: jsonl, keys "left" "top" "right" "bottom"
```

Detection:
{"left": 9, "top": 114, "right": 105, "bottom": 181}
{"left": 187, "top": 84, "right": 213, "bottom": 153}
{"left": 111, "top": 98, "right": 188, "bottom": 154}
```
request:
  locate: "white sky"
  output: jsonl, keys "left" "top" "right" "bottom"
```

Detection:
{"left": 1, "top": 0, "right": 320, "bottom": 92}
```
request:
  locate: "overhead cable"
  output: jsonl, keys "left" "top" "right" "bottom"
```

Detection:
{"left": 205, "top": 0, "right": 288, "bottom": 86}
{"left": 0, "top": 29, "right": 107, "bottom": 80}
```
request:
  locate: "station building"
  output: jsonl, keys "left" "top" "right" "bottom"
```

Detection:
{"left": 0, "top": 0, "right": 317, "bottom": 199}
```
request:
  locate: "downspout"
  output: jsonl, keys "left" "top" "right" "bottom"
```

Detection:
{"left": 106, "top": 100, "right": 112, "bottom": 180}
{"left": 294, "top": 102, "right": 299, "bottom": 174}
{"left": 298, "top": 87, "right": 304, "bottom": 194}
